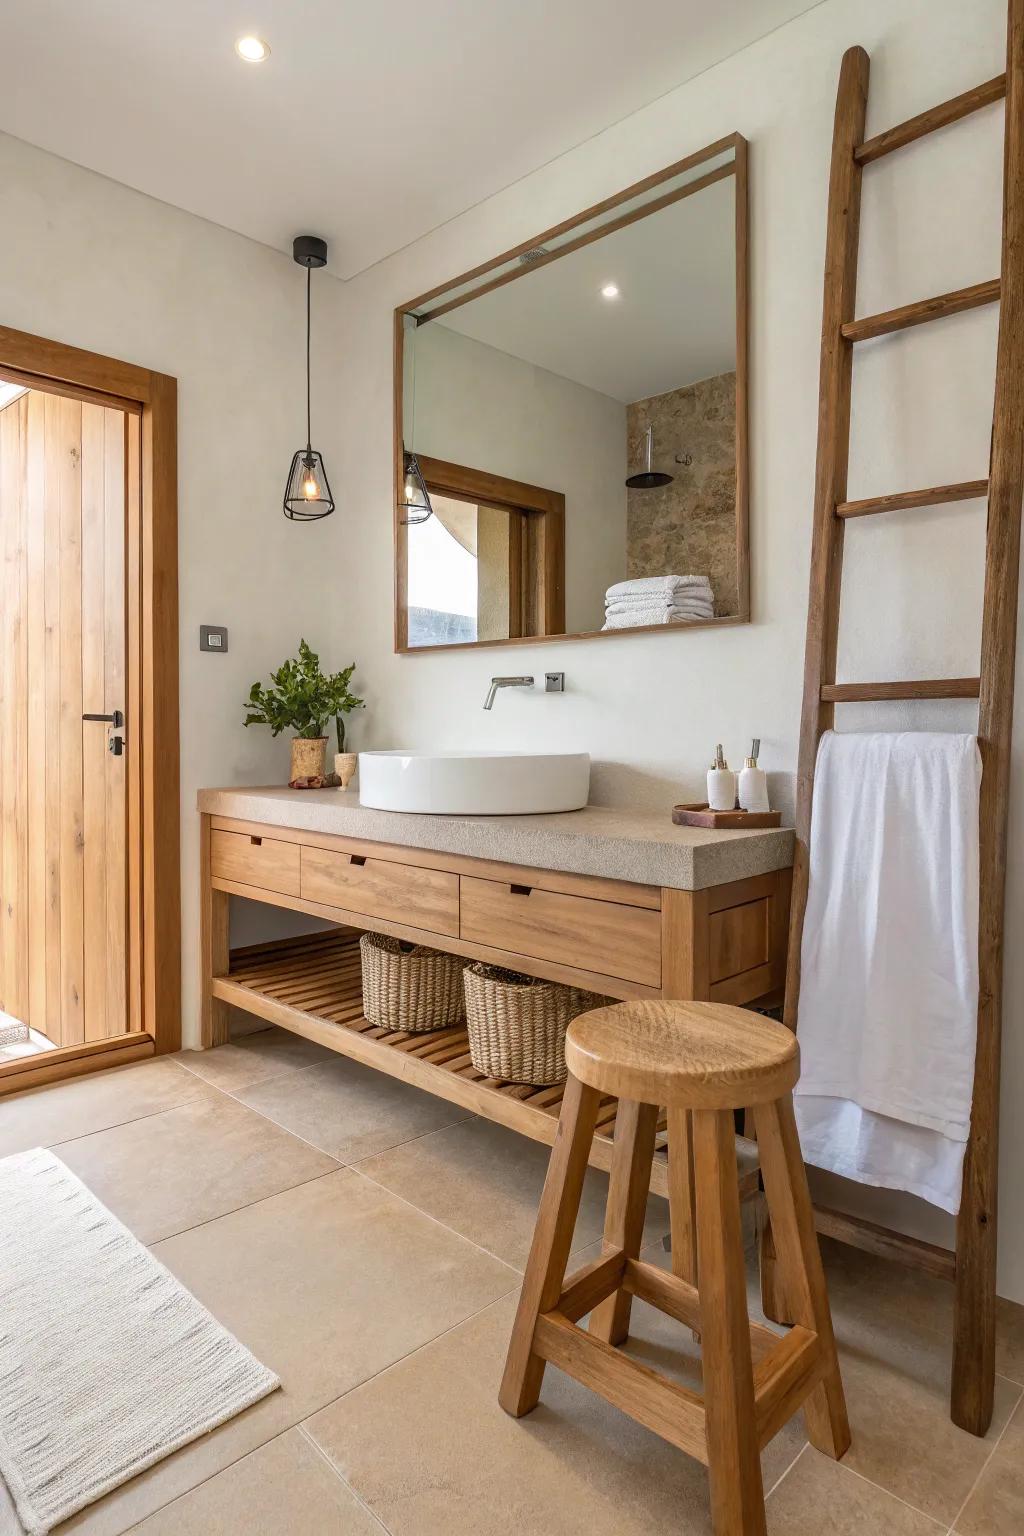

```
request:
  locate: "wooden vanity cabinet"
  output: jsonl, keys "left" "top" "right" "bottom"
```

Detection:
{"left": 201, "top": 812, "right": 791, "bottom": 1196}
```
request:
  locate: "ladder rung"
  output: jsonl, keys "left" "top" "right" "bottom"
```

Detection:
{"left": 855, "top": 74, "right": 1007, "bottom": 164}
{"left": 836, "top": 479, "right": 989, "bottom": 518}
{"left": 821, "top": 679, "right": 981, "bottom": 702}
{"left": 842, "top": 279, "right": 1000, "bottom": 342}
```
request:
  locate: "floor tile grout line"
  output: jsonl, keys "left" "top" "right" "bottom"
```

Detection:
{"left": 301, "top": 1286, "right": 523, "bottom": 1440}
{"left": 762, "top": 1438, "right": 809, "bottom": 1501}
{"left": 174, "top": 1049, "right": 340, "bottom": 1095}
{"left": 834, "top": 1453, "right": 972, "bottom": 1530}
{"left": 350, "top": 1164, "right": 526, "bottom": 1278}
{"left": 944, "top": 1379, "right": 1024, "bottom": 1534}
{"left": 295, "top": 1423, "right": 395, "bottom": 1535}
{"left": 33, "top": 1082, "right": 215, "bottom": 1155}
{"left": 147, "top": 1166, "right": 346, "bottom": 1250}
{"left": 226, "top": 1086, "right": 477, "bottom": 1165}
{"left": 200, "top": 1058, "right": 481, "bottom": 1178}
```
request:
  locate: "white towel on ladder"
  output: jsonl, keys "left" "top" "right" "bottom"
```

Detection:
{"left": 793, "top": 730, "right": 982, "bottom": 1214}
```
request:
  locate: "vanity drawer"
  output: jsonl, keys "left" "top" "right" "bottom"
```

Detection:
{"left": 300, "top": 846, "right": 459, "bottom": 937}
{"left": 210, "top": 829, "right": 300, "bottom": 896}
{"left": 460, "top": 876, "right": 661, "bottom": 986}
{"left": 709, "top": 898, "right": 770, "bottom": 983}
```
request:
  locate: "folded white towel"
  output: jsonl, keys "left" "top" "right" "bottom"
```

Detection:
{"left": 793, "top": 730, "right": 981, "bottom": 1214}
{"left": 602, "top": 606, "right": 713, "bottom": 630}
{"left": 606, "top": 575, "right": 712, "bottom": 601}
{"left": 606, "top": 596, "right": 713, "bottom": 615}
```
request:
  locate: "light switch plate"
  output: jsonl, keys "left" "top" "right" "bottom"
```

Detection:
{"left": 200, "top": 625, "right": 228, "bottom": 653}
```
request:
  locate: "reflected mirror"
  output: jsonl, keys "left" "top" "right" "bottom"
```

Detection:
{"left": 394, "top": 134, "right": 748, "bottom": 651}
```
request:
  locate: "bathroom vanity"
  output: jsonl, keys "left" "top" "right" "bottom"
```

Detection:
{"left": 199, "top": 787, "right": 792, "bottom": 1196}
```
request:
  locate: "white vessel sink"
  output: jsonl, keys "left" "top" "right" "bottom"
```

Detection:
{"left": 358, "top": 750, "right": 590, "bottom": 816}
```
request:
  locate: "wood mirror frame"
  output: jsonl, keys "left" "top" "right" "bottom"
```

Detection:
{"left": 393, "top": 132, "right": 749, "bottom": 654}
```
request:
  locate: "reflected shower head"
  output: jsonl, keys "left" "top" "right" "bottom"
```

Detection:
{"left": 625, "top": 426, "right": 673, "bottom": 489}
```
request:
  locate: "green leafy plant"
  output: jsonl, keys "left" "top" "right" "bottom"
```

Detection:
{"left": 244, "top": 640, "right": 364, "bottom": 746}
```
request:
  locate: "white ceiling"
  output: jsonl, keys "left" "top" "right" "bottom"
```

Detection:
{"left": 0, "top": 0, "right": 818, "bottom": 279}
{"left": 435, "top": 173, "right": 737, "bottom": 403}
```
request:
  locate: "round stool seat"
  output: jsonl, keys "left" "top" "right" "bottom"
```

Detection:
{"left": 565, "top": 1000, "right": 799, "bottom": 1110}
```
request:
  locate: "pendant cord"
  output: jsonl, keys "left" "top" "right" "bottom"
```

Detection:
{"left": 305, "top": 264, "right": 312, "bottom": 451}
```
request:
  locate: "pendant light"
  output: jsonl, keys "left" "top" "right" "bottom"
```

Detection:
{"left": 399, "top": 312, "right": 434, "bottom": 525}
{"left": 283, "top": 235, "right": 335, "bottom": 520}
{"left": 400, "top": 450, "right": 433, "bottom": 525}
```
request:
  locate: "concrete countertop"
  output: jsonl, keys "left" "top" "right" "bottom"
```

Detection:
{"left": 198, "top": 785, "right": 794, "bottom": 892}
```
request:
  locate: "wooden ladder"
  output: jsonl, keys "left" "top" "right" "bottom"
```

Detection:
{"left": 772, "top": 3, "right": 1024, "bottom": 1438}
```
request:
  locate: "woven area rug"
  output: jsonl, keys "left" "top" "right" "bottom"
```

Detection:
{"left": 0, "top": 1148, "right": 280, "bottom": 1535}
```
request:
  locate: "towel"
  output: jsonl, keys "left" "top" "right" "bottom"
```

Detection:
{"left": 602, "top": 605, "right": 712, "bottom": 629}
{"left": 793, "top": 731, "right": 981, "bottom": 1214}
{"left": 606, "top": 575, "right": 712, "bottom": 601}
{"left": 605, "top": 596, "right": 714, "bottom": 615}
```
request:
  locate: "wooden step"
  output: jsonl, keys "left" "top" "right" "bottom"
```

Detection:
{"left": 836, "top": 479, "right": 989, "bottom": 518}
{"left": 842, "top": 279, "right": 1000, "bottom": 342}
{"left": 855, "top": 74, "right": 1006, "bottom": 164}
{"left": 821, "top": 678, "right": 981, "bottom": 702}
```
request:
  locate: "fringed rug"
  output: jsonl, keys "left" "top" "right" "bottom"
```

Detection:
{"left": 0, "top": 1148, "right": 279, "bottom": 1534}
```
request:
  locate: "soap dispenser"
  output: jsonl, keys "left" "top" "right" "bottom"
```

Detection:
{"left": 707, "top": 744, "right": 737, "bottom": 812}
{"left": 738, "top": 738, "right": 770, "bottom": 813}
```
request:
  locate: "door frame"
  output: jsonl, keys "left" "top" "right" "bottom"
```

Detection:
{"left": 0, "top": 324, "right": 180, "bottom": 1087}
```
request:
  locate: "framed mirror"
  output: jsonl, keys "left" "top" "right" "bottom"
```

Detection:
{"left": 394, "top": 133, "right": 748, "bottom": 652}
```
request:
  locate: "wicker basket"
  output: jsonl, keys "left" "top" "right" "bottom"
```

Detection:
{"left": 360, "top": 932, "right": 466, "bottom": 1033}
{"left": 463, "top": 963, "right": 610, "bottom": 1086}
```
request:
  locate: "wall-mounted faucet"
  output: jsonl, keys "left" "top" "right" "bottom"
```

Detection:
{"left": 483, "top": 675, "right": 534, "bottom": 710}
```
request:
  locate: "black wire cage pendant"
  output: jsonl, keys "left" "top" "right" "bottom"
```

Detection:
{"left": 283, "top": 235, "right": 335, "bottom": 520}
{"left": 400, "top": 450, "right": 433, "bottom": 525}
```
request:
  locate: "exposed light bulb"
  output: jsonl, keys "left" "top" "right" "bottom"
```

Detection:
{"left": 601, "top": 282, "right": 620, "bottom": 300}
{"left": 302, "top": 473, "right": 320, "bottom": 500}
{"left": 235, "top": 36, "right": 270, "bottom": 63}
{"left": 404, "top": 480, "right": 416, "bottom": 502}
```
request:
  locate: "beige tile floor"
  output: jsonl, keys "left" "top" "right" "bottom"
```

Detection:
{"left": 0, "top": 1026, "right": 1020, "bottom": 1535}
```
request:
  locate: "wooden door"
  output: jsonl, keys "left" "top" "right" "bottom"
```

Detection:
{"left": 0, "top": 388, "right": 130, "bottom": 1046}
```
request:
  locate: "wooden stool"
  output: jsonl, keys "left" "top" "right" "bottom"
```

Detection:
{"left": 499, "top": 1000, "right": 851, "bottom": 1536}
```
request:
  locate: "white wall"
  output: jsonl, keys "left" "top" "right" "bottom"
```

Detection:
{"left": 1, "top": 0, "right": 1020, "bottom": 1300}
{"left": 412, "top": 321, "right": 627, "bottom": 633}
{"left": 0, "top": 130, "right": 353, "bottom": 1051}
{"left": 330, "top": 0, "right": 1023, "bottom": 1299}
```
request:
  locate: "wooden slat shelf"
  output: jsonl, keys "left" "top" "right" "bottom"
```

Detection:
{"left": 215, "top": 929, "right": 763, "bottom": 1205}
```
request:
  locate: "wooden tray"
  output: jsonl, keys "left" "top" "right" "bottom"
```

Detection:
{"left": 672, "top": 803, "right": 781, "bottom": 829}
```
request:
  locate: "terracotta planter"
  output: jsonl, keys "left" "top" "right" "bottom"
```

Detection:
{"left": 334, "top": 751, "right": 358, "bottom": 790}
{"left": 289, "top": 736, "right": 327, "bottom": 782}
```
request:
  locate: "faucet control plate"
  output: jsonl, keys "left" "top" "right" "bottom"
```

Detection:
{"left": 544, "top": 672, "right": 565, "bottom": 693}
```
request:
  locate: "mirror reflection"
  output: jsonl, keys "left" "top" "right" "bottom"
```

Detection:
{"left": 396, "top": 138, "right": 748, "bottom": 651}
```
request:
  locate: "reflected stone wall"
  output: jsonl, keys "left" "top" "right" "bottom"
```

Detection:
{"left": 625, "top": 372, "right": 737, "bottom": 616}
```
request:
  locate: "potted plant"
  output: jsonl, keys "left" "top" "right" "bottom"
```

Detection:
{"left": 244, "top": 640, "right": 364, "bottom": 787}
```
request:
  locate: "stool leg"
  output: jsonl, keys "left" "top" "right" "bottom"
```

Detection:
{"left": 693, "top": 1107, "right": 767, "bottom": 1536}
{"left": 667, "top": 1107, "right": 698, "bottom": 1287}
{"left": 759, "top": 1215, "right": 793, "bottom": 1324}
{"left": 500, "top": 1075, "right": 602, "bottom": 1417}
{"left": 589, "top": 1099, "right": 659, "bottom": 1345}
{"left": 755, "top": 1096, "right": 851, "bottom": 1459}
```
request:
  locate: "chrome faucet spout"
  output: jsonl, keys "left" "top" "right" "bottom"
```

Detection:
{"left": 484, "top": 675, "right": 534, "bottom": 710}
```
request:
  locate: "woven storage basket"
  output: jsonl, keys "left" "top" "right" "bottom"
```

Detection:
{"left": 463, "top": 963, "right": 610, "bottom": 1087}
{"left": 360, "top": 932, "right": 466, "bottom": 1033}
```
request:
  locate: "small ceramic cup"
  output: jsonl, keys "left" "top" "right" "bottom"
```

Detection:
{"left": 334, "top": 751, "right": 357, "bottom": 790}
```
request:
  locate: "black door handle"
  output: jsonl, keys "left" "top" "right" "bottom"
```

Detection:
{"left": 83, "top": 710, "right": 124, "bottom": 727}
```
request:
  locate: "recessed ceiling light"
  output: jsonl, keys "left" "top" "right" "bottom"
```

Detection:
{"left": 601, "top": 282, "right": 620, "bottom": 300}
{"left": 235, "top": 36, "right": 270, "bottom": 63}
